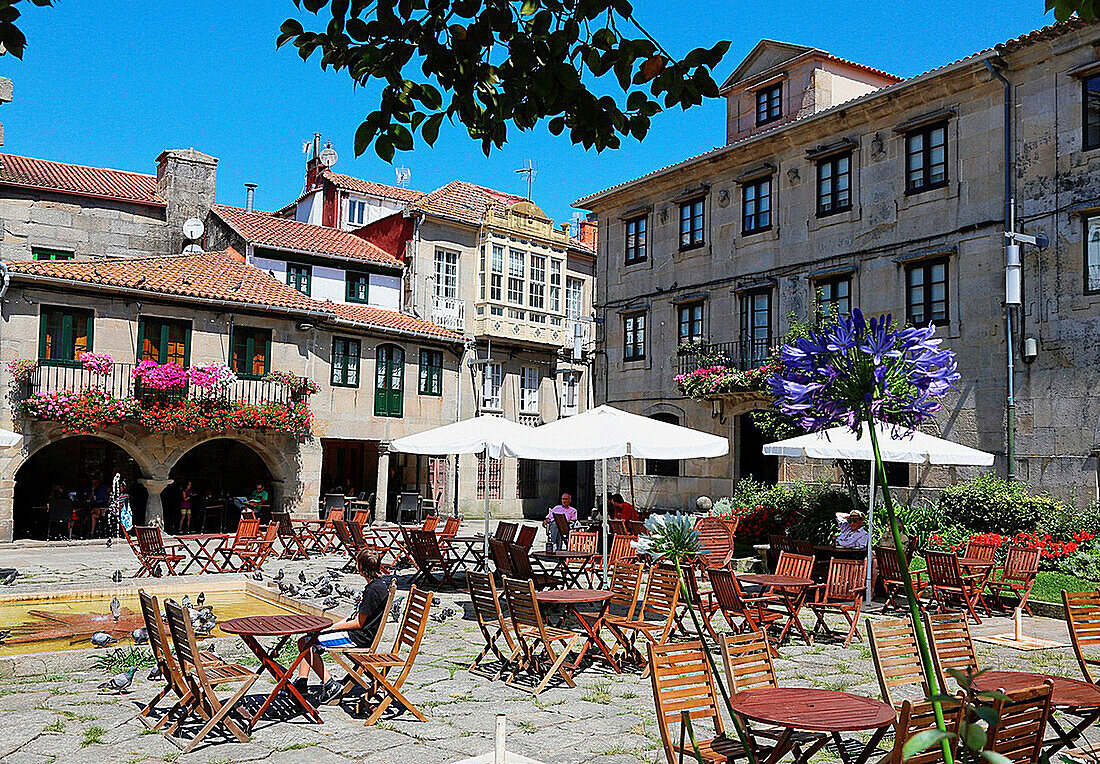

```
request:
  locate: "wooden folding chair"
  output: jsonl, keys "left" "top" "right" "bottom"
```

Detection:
{"left": 884, "top": 695, "right": 964, "bottom": 764}
{"left": 135, "top": 526, "right": 185, "bottom": 577}
{"left": 467, "top": 570, "right": 517, "bottom": 680}
{"left": 985, "top": 681, "right": 1054, "bottom": 764}
{"left": 319, "top": 507, "right": 347, "bottom": 552}
{"left": 964, "top": 539, "right": 998, "bottom": 563}
{"left": 326, "top": 586, "right": 434, "bottom": 725}
{"left": 1063, "top": 589, "right": 1100, "bottom": 683}
{"left": 495, "top": 521, "right": 518, "bottom": 542}
{"left": 925, "top": 550, "right": 989, "bottom": 624}
{"left": 648, "top": 640, "right": 753, "bottom": 764}
{"left": 438, "top": 515, "right": 461, "bottom": 538}
{"left": 609, "top": 518, "right": 629, "bottom": 537}
{"left": 866, "top": 616, "right": 930, "bottom": 708}
{"left": 806, "top": 557, "right": 865, "bottom": 647}
{"left": 988, "top": 546, "right": 1039, "bottom": 615}
{"left": 874, "top": 544, "right": 927, "bottom": 610}
{"left": 508, "top": 542, "right": 561, "bottom": 590}
{"left": 605, "top": 565, "right": 681, "bottom": 677}
{"left": 403, "top": 527, "right": 461, "bottom": 588}
{"left": 489, "top": 536, "right": 514, "bottom": 579}
{"left": 332, "top": 520, "right": 359, "bottom": 571}
{"left": 568, "top": 531, "right": 598, "bottom": 553}
{"left": 351, "top": 522, "right": 396, "bottom": 572}
{"left": 515, "top": 524, "right": 538, "bottom": 549}
{"left": 924, "top": 611, "right": 979, "bottom": 691}
{"left": 271, "top": 511, "right": 310, "bottom": 560}
{"left": 216, "top": 517, "right": 260, "bottom": 570}
{"left": 553, "top": 512, "right": 571, "bottom": 548}
{"left": 693, "top": 516, "right": 735, "bottom": 571}
{"left": 719, "top": 630, "right": 776, "bottom": 694}
{"left": 773, "top": 551, "right": 815, "bottom": 582}
{"left": 501, "top": 576, "right": 581, "bottom": 695}
{"left": 234, "top": 523, "right": 278, "bottom": 572}
{"left": 162, "top": 599, "right": 257, "bottom": 753}
{"left": 705, "top": 569, "right": 784, "bottom": 644}
{"left": 609, "top": 534, "right": 639, "bottom": 564}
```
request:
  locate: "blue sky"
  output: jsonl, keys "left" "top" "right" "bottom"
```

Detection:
{"left": 2, "top": 0, "right": 1052, "bottom": 224}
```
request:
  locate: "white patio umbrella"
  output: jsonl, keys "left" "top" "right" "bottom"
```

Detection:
{"left": 762, "top": 424, "right": 995, "bottom": 602}
{"left": 390, "top": 415, "right": 534, "bottom": 557}
{"left": 503, "top": 405, "right": 730, "bottom": 577}
{"left": 0, "top": 428, "right": 22, "bottom": 448}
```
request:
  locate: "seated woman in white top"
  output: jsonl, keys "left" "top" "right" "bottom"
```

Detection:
{"left": 836, "top": 509, "right": 869, "bottom": 549}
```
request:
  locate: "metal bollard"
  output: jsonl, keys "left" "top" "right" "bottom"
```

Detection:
{"left": 495, "top": 713, "right": 506, "bottom": 764}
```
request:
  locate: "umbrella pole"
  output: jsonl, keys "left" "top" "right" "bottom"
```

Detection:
{"left": 627, "top": 447, "right": 635, "bottom": 506}
{"left": 483, "top": 452, "right": 490, "bottom": 563}
{"left": 865, "top": 460, "right": 877, "bottom": 605}
{"left": 601, "top": 457, "right": 608, "bottom": 582}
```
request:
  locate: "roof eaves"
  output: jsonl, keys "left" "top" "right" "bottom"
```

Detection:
{"left": 0, "top": 179, "right": 167, "bottom": 208}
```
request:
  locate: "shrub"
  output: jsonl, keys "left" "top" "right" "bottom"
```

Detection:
{"left": 1059, "top": 545, "right": 1100, "bottom": 581}
{"left": 714, "top": 478, "right": 854, "bottom": 544}
{"left": 1037, "top": 500, "right": 1100, "bottom": 540}
{"left": 939, "top": 474, "right": 1061, "bottom": 535}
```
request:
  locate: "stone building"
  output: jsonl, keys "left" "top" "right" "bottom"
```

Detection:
{"left": 576, "top": 20, "right": 1100, "bottom": 510}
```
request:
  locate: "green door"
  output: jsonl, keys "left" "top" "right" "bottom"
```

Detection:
{"left": 374, "top": 345, "right": 404, "bottom": 417}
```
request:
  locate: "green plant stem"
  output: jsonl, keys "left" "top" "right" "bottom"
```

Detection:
{"left": 867, "top": 419, "right": 953, "bottom": 764}
{"left": 673, "top": 559, "right": 758, "bottom": 764}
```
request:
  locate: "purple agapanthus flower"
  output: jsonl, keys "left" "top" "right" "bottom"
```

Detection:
{"left": 769, "top": 310, "right": 960, "bottom": 435}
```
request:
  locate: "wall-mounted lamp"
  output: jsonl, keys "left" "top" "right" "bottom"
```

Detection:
{"left": 1023, "top": 336, "right": 1038, "bottom": 364}
{"left": 296, "top": 322, "right": 315, "bottom": 331}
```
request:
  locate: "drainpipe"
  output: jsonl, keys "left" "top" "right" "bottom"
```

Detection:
{"left": 985, "top": 57, "right": 1017, "bottom": 481}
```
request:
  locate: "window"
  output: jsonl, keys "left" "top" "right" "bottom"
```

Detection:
{"left": 348, "top": 199, "right": 367, "bottom": 225}
{"left": 418, "top": 349, "right": 443, "bottom": 396}
{"left": 905, "top": 123, "right": 948, "bottom": 193}
{"left": 517, "top": 459, "right": 538, "bottom": 499}
{"left": 520, "top": 366, "right": 539, "bottom": 412}
{"left": 230, "top": 326, "right": 271, "bottom": 378}
{"left": 1085, "top": 74, "right": 1100, "bottom": 151}
{"left": 490, "top": 244, "right": 504, "bottom": 301}
{"left": 740, "top": 290, "right": 772, "bottom": 367}
{"left": 1086, "top": 215, "right": 1100, "bottom": 294}
{"left": 679, "top": 198, "right": 705, "bottom": 249}
{"left": 561, "top": 371, "right": 579, "bottom": 416}
{"left": 645, "top": 413, "right": 680, "bottom": 476}
{"left": 286, "top": 263, "right": 311, "bottom": 295}
{"left": 434, "top": 249, "right": 458, "bottom": 299}
{"left": 906, "top": 258, "right": 949, "bottom": 326}
{"left": 528, "top": 254, "right": 546, "bottom": 309}
{"left": 566, "top": 277, "right": 584, "bottom": 320}
{"left": 507, "top": 248, "right": 525, "bottom": 305}
{"left": 39, "top": 306, "right": 93, "bottom": 365}
{"left": 331, "top": 337, "right": 361, "bottom": 387}
{"left": 816, "top": 153, "right": 852, "bottom": 216}
{"left": 755, "top": 83, "right": 782, "bottom": 125}
{"left": 374, "top": 344, "right": 404, "bottom": 417}
{"left": 477, "top": 453, "right": 502, "bottom": 500}
{"left": 139, "top": 317, "right": 190, "bottom": 366}
{"left": 32, "top": 247, "right": 73, "bottom": 261}
{"left": 346, "top": 272, "right": 370, "bottom": 303}
{"left": 481, "top": 362, "right": 503, "bottom": 410}
{"left": 815, "top": 275, "right": 851, "bottom": 321}
{"left": 742, "top": 177, "right": 772, "bottom": 234}
{"left": 625, "top": 215, "right": 647, "bottom": 264}
{"left": 623, "top": 311, "right": 646, "bottom": 360}
{"left": 678, "top": 301, "right": 704, "bottom": 344}
{"left": 549, "top": 259, "right": 562, "bottom": 312}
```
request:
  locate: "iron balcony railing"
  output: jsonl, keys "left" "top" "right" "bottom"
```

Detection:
{"left": 675, "top": 337, "right": 776, "bottom": 375}
{"left": 29, "top": 361, "right": 292, "bottom": 406}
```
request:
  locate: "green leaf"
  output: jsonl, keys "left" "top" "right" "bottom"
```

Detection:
{"left": 981, "top": 751, "right": 1013, "bottom": 764}
{"left": 964, "top": 722, "right": 988, "bottom": 753}
{"left": 390, "top": 124, "right": 414, "bottom": 151}
{"left": 354, "top": 120, "right": 376, "bottom": 156}
{"left": 520, "top": 0, "right": 539, "bottom": 16}
{"left": 421, "top": 113, "right": 445, "bottom": 145}
{"left": 374, "top": 135, "right": 395, "bottom": 163}
{"left": 901, "top": 729, "right": 950, "bottom": 760}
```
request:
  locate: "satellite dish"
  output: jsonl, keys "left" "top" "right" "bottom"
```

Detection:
{"left": 319, "top": 145, "right": 338, "bottom": 168}
{"left": 182, "top": 243, "right": 203, "bottom": 255}
{"left": 182, "top": 218, "right": 204, "bottom": 240}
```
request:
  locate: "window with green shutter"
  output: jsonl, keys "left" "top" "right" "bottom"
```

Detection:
{"left": 39, "top": 306, "right": 93, "bottom": 365}
{"left": 418, "top": 349, "right": 443, "bottom": 396}
{"left": 374, "top": 344, "right": 404, "bottom": 417}
{"left": 332, "top": 337, "right": 361, "bottom": 387}
{"left": 346, "top": 272, "right": 370, "bottom": 303}
{"left": 286, "top": 263, "right": 311, "bottom": 295}
{"left": 32, "top": 247, "right": 74, "bottom": 261}
{"left": 229, "top": 326, "right": 272, "bottom": 379}
{"left": 137, "top": 316, "right": 191, "bottom": 366}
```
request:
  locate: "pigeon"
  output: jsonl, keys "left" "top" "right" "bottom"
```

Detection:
{"left": 390, "top": 596, "right": 404, "bottom": 623}
{"left": 181, "top": 595, "right": 192, "bottom": 610}
{"left": 274, "top": 569, "right": 285, "bottom": 583}
{"left": 1, "top": 570, "right": 17, "bottom": 586}
{"left": 251, "top": 571, "right": 263, "bottom": 581}
{"left": 91, "top": 631, "right": 117, "bottom": 647}
{"left": 131, "top": 627, "right": 148, "bottom": 645}
{"left": 106, "top": 537, "right": 113, "bottom": 549}
{"left": 432, "top": 596, "right": 442, "bottom": 607}
{"left": 298, "top": 570, "right": 308, "bottom": 584}
{"left": 196, "top": 592, "right": 206, "bottom": 607}
{"left": 110, "top": 570, "right": 123, "bottom": 584}
{"left": 278, "top": 582, "right": 291, "bottom": 594}
{"left": 316, "top": 583, "right": 333, "bottom": 597}
{"left": 109, "top": 596, "right": 121, "bottom": 622}
{"left": 98, "top": 667, "right": 137, "bottom": 694}
{"left": 322, "top": 596, "right": 341, "bottom": 610}
{"left": 147, "top": 666, "right": 162, "bottom": 681}
{"left": 0, "top": 630, "right": 10, "bottom": 644}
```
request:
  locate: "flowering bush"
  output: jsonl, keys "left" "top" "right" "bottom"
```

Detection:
{"left": 188, "top": 363, "right": 237, "bottom": 393}
{"left": 675, "top": 363, "right": 774, "bottom": 399}
{"left": 132, "top": 360, "right": 189, "bottom": 392}
{"left": 79, "top": 352, "right": 115, "bottom": 376}
{"left": 6, "top": 358, "right": 37, "bottom": 384}
{"left": 926, "top": 528, "right": 1094, "bottom": 569}
{"left": 20, "top": 390, "right": 139, "bottom": 434}
{"left": 263, "top": 370, "right": 321, "bottom": 397}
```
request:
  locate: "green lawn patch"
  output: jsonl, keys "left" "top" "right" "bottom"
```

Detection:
{"left": 1033, "top": 571, "right": 1100, "bottom": 603}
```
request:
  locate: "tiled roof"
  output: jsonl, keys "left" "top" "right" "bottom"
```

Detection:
{"left": 328, "top": 302, "right": 462, "bottom": 341}
{"left": 575, "top": 19, "right": 1088, "bottom": 208}
{"left": 213, "top": 205, "right": 402, "bottom": 267}
{"left": 320, "top": 170, "right": 425, "bottom": 203}
{"left": 413, "top": 180, "right": 529, "bottom": 226}
{"left": 0, "top": 153, "right": 164, "bottom": 206}
{"left": 7, "top": 249, "right": 328, "bottom": 313}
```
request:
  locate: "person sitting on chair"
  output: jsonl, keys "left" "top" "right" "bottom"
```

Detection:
{"left": 545, "top": 493, "right": 578, "bottom": 550}
{"left": 88, "top": 477, "right": 109, "bottom": 536}
{"left": 609, "top": 493, "right": 639, "bottom": 523}
{"left": 836, "top": 509, "right": 869, "bottom": 549}
{"left": 294, "top": 551, "right": 390, "bottom": 703}
{"left": 233, "top": 482, "right": 268, "bottom": 513}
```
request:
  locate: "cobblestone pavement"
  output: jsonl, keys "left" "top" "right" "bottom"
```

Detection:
{"left": 0, "top": 534, "right": 1096, "bottom": 763}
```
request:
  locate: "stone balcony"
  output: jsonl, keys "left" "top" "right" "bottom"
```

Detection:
{"left": 472, "top": 303, "right": 576, "bottom": 348}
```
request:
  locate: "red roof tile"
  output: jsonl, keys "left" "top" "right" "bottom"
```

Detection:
{"left": 321, "top": 170, "right": 425, "bottom": 204}
{"left": 0, "top": 153, "right": 163, "bottom": 206}
{"left": 413, "top": 180, "right": 529, "bottom": 226}
{"left": 328, "top": 302, "right": 462, "bottom": 340}
{"left": 213, "top": 205, "right": 402, "bottom": 267}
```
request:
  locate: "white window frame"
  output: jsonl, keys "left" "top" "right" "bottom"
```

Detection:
{"left": 482, "top": 362, "right": 503, "bottom": 411}
{"left": 348, "top": 198, "right": 367, "bottom": 225}
{"left": 520, "top": 366, "right": 539, "bottom": 413}
{"left": 528, "top": 254, "right": 546, "bottom": 310}
{"left": 490, "top": 244, "right": 504, "bottom": 302}
{"left": 507, "top": 248, "right": 525, "bottom": 305}
{"left": 565, "top": 276, "right": 584, "bottom": 319}
{"left": 434, "top": 249, "right": 458, "bottom": 299}
{"left": 549, "top": 258, "right": 562, "bottom": 313}
{"left": 561, "top": 371, "right": 579, "bottom": 416}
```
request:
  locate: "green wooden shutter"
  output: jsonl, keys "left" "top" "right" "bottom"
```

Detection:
{"left": 136, "top": 318, "right": 147, "bottom": 362}
{"left": 262, "top": 330, "right": 271, "bottom": 376}
{"left": 374, "top": 346, "right": 388, "bottom": 416}
{"left": 84, "top": 311, "right": 94, "bottom": 356}
{"left": 38, "top": 310, "right": 49, "bottom": 360}
{"left": 390, "top": 347, "right": 404, "bottom": 416}
{"left": 182, "top": 322, "right": 192, "bottom": 368}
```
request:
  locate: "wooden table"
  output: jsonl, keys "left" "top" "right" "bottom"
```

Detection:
{"left": 220, "top": 614, "right": 333, "bottom": 730}
{"left": 174, "top": 533, "right": 232, "bottom": 574}
{"left": 971, "top": 670, "right": 1100, "bottom": 754}
{"left": 532, "top": 551, "right": 599, "bottom": 588}
{"left": 444, "top": 534, "right": 487, "bottom": 571}
{"left": 536, "top": 589, "right": 618, "bottom": 673}
{"left": 730, "top": 687, "right": 896, "bottom": 764}
{"left": 738, "top": 573, "right": 816, "bottom": 645}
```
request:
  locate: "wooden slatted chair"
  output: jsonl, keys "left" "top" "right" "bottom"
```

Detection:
{"left": 216, "top": 517, "right": 261, "bottom": 570}
{"left": 875, "top": 544, "right": 927, "bottom": 610}
{"left": 648, "top": 640, "right": 752, "bottom": 764}
{"left": 866, "top": 616, "right": 930, "bottom": 708}
{"left": 515, "top": 524, "right": 538, "bottom": 550}
{"left": 924, "top": 611, "right": 979, "bottom": 691}
{"left": 552, "top": 512, "right": 571, "bottom": 548}
{"left": 403, "top": 527, "right": 460, "bottom": 588}
{"left": 495, "top": 521, "right": 518, "bottom": 542}
{"left": 351, "top": 508, "right": 370, "bottom": 527}
{"left": 609, "top": 534, "right": 640, "bottom": 564}
{"left": 327, "top": 586, "right": 434, "bottom": 724}
{"left": 693, "top": 516, "right": 735, "bottom": 572}
{"left": 507, "top": 542, "right": 561, "bottom": 590}
{"left": 135, "top": 526, "right": 185, "bottom": 576}
{"left": 488, "top": 536, "right": 514, "bottom": 579}
{"left": 332, "top": 520, "right": 359, "bottom": 571}
{"left": 773, "top": 551, "right": 815, "bottom": 582}
{"left": 806, "top": 557, "right": 865, "bottom": 647}
{"left": 609, "top": 518, "right": 629, "bottom": 537}
{"left": 1063, "top": 589, "right": 1100, "bottom": 683}
{"left": 353, "top": 523, "right": 396, "bottom": 572}
{"left": 718, "top": 630, "right": 776, "bottom": 694}
{"left": 162, "top": 598, "right": 257, "bottom": 753}
{"left": 607, "top": 560, "right": 644, "bottom": 618}
{"left": 420, "top": 514, "right": 439, "bottom": 532}
{"left": 234, "top": 523, "right": 278, "bottom": 572}
{"left": 466, "top": 570, "right": 517, "bottom": 679}
{"left": 925, "top": 550, "right": 988, "bottom": 624}
{"left": 271, "top": 511, "right": 310, "bottom": 559}
{"left": 134, "top": 590, "right": 201, "bottom": 730}
{"left": 605, "top": 565, "right": 681, "bottom": 676}
{"left": 568, "top": 530, "right": 598, "bottom": 553}
{"left": 628, "top": 519, "right": 648, "bottom": 536}
{"left": 987, "top": 546, "right": 1040, "bottom": 615}
{"left": 705, "top": 569, "right": 783, "bottom": 643}
{"left": 438, "top": 515, "right": 461, "bottom": 538}
{"left": 883, "top": 695, "right": 965, "bottom": 764}
{"left": 964, "top": 538, "right": 998, "bottom": 563}
{"left": 985, "top": 681, "right": 1054, "bottom": 764}
{"left": 502, "top": 576, "right": 581, "bottom": 695}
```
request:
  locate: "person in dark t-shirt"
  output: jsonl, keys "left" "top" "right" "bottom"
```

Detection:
{"left": 294, "top": 551, "right": 390, "bottom": 702}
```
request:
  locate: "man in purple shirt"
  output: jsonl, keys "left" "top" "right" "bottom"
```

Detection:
{"left": 545, "top": 493, "right": 578, "bottom": 550}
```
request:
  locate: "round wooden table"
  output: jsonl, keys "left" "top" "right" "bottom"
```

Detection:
{"left": 737, "top": 574, "right": 816, "bottom": 645}
{"left": 738, "top": 574, "right": 815, "bottom": 588}
{"left": 220, "top": 614, "right": 333, "bottom": 729}
{"left": 535, "top": 589, "right": 618, "bottom": 672}
{"left": 533, "top": 551, "right": 600, "bottom": 587}
{"left": 970, "top": 670, "right": 1100, "bottom": 754}
{"left": 730, "top": 687, "right": 896, "bottom": 764}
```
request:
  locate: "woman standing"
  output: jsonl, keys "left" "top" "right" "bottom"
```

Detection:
{"left": 179, "top": 480, "right": 194, "bottom": 533}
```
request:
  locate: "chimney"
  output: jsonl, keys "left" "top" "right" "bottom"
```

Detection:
{"left": 245, "top": 183, "right": 257, "bottom": 213}
{"left": 305, "top": 132, "right": 323, "bottom": 190}
{"left": 156, "top": 148, "right": 218, "bottom": 255}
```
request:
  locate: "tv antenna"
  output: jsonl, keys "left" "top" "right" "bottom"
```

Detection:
{"left": 515, "top": 160, "right": 537, "bottom": 200}
{"left": 395, "top": 166, "right": 411, "bottom": 187}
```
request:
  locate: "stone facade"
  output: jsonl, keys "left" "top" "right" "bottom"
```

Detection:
{"left": 577, "top": 22, "right": 1100, "bottom": 510}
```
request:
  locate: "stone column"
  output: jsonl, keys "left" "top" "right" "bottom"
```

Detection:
{"left": 139, "top": 478, "right": 173, "bottom": 528}
{"left": 375, "top": 441, "right": 391, "bottom": 524}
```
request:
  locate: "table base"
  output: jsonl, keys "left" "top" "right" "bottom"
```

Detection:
{"left": 238, "top": 633, "right": 323, "bottom": 730}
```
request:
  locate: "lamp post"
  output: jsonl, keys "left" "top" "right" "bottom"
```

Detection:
{"left": 1003, "top": 230, "right": 1046, "bottom": 482}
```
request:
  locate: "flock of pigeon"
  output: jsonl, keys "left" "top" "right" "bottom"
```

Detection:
{"left": 90, "top": 592, "right": 216, "bottom": 650}
{"left": 267, "top": 567, "right": 459, "bottom": 624}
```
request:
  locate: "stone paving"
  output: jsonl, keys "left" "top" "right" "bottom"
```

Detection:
{"left": 1, "top": 532, "right": 1098, "bottom": 764}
